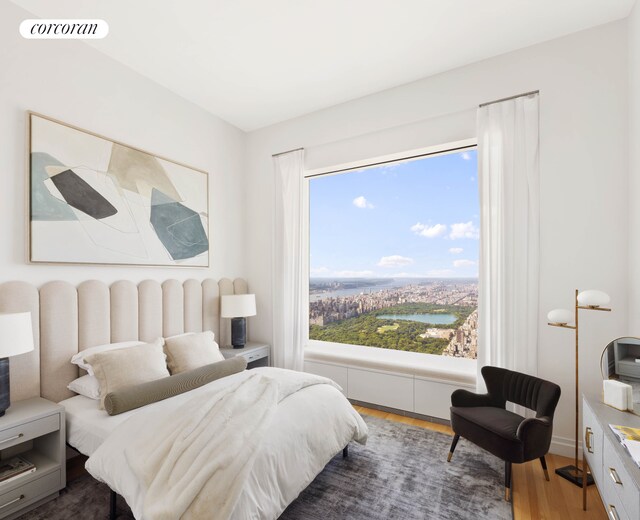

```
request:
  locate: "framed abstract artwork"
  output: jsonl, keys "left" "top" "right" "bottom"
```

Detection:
{"left": 28, "top": 112, "right": 209, "bottom": 267}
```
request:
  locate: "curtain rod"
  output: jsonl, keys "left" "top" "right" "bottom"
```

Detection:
{"left": 272, "top": 147, "right": 304, "bottom": 158}
{"left": 305, "top": 143, "right": 476, "bottom": 180}
{"left": 479, "top": 90, "right": 539, "bottom": 108}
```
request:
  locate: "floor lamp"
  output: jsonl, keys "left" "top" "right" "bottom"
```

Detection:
{"left": 547, "top": 289, "right": 611, "bottom": 487}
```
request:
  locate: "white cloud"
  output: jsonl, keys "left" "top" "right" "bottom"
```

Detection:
{"left": 411, "top": 222, "right": 447, "bottom": 238}
{"left": 353, "top": 196, "right": 374, "bottom": 209}
{"left": 377, "top": 255, "right": 414, "bottom": 268}
{"left": 334, "top": 270, "right": 374, "bottom": 278}
{"left": 461, "top": 151, "right": 472, "bottom": 161}
{"left": 449, "top": 221, "right": 479, "bottom": 240}
{"left": 453, "top": 259, "right": 476, "bottom": 268}
{"left": 426, "top": 269, "right": 455, "bottom": 277}
{"left": 379, "top": 164, "right": 399, "bottom": 175}
{"left": 448, "top": 247, "right": 464, "bottom": 254}
{"left": 310, "top": 266, "right": 330, "bottom": 276}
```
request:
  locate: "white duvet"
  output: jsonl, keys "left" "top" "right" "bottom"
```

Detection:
{"left": 85, "top": 367, "right": 368, "bottom": 520}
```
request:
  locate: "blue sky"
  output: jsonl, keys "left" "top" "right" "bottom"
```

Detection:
{"left": 309, "top": 148, "right": 479, "bottom": 278}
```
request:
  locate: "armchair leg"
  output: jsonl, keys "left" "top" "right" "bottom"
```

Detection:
{"left": 505, "top": 461, "right": 512, "bottom": 502}
{"left": 447, "top": 434, "right": 460, "bottom": 462}
{"left": 539, "top": 456, "right": 550, "bottom": 481}
{"left": 110, "top": 490, "right": 117, "bottom": 520}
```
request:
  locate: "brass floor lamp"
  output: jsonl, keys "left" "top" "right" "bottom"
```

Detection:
{"left": 547, "top": 289, "right": 611, "bottom": 487}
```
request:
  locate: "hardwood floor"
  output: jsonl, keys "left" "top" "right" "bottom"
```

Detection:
{"left": 354, "top": 406, "right": 607, "bottom": 520}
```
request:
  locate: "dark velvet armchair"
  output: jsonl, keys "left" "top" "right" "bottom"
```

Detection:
{"left": 448, "top": 366, "right": 561, "bottom": 501}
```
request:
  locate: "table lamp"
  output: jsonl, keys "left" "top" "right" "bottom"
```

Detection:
{"left": 221, "top": 294, "right": 256, "bottom": 348}
{"left": 0, "top": 312, "right": 35, "bottom": 416}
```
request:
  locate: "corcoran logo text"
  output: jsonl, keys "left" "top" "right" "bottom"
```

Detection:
{"left": 20, "top": 19, "right": 109, "bottom": 39}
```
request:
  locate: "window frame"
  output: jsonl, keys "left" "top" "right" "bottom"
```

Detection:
{"left": 302, "top": 138, "right": 478, "bottom": 360}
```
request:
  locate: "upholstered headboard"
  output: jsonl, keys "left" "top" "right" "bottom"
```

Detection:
{"left": 0, "top": 278, "right": 248, "bottom": 403}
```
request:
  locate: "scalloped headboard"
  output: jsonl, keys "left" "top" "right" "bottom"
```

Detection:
{"left": 0, "top": 278, "right": 248, "bottom": 403}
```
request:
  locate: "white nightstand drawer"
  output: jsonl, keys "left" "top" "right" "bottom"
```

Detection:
{"left": 220, "top": 343, "right": 270, "bottom": 368}
{"left": 0, "top": 470, "right": 59, "bottom": 517}
{"left": 0, "top": 415, "right": 58, "bottom": 450}
{"left": 244, "top": 349, "right": 267, "bottom": 362}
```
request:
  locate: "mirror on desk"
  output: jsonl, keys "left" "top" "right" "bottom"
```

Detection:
{"left": 601, "top": 336, "right": 640, "bottom": 416}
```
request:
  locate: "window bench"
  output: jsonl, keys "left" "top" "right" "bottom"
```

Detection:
{"left": 304, "top": 342, "right": 476, "bottom": 420}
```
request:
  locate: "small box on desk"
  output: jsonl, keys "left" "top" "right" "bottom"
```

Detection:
{"left": 603, "top": 379, "right": 633, "bottom": 411}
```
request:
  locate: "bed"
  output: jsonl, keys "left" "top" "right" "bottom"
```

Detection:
{"left": 0, "top": 278, "right": 368, "bottom": 519}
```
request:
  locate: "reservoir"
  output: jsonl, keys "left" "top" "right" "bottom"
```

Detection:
{"left": 377, "top": 313, "right": 457, "bottom": 325}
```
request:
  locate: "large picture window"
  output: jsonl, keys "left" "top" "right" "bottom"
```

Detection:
{"left": 308, "top": 146, "right": 478, "bottom": 359}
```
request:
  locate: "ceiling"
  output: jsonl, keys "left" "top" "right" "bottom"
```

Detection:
{"left": 12, "top": 0, "right": 636, "bottom": 131}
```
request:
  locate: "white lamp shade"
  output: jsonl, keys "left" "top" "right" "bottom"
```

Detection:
{"left": 0, "top": 312, "right": 34, "bottom": 358}
{"left": 577, "top": 290, "right": 610, "bottom": 308}
{"left": 221, "top": 294, "right": 257, "bottom": 318}
{"left": 547, "top": 308, "right": 573, "bottom": 325}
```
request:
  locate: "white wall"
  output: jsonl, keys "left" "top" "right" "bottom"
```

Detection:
{"left": 0, "top": 2, "right": 246, "bottom": 287}
{"left": 245, "top": 21, "right": 629, "bottom": 453}
{"left": 629, "top": 3, "right": 640, "bottom": 332}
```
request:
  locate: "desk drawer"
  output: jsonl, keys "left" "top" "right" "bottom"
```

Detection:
{"left": 604, "top": 438, "right": 640, "bottom": 520}
{"left": 583, "top": 399, "right": 603, "bottom": 485}
{"left": 0, "top": 470, "right": 59, "bottom": 518}
{"left": 603, "top": 466, "right": 631, "bottom": 520}
{"left": 0, "top": 415, "right": 58, "bottom": 451}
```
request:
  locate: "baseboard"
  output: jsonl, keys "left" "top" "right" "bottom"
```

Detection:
{"left": 550, "top": 434, "right": 582, "bottom": 459}
{"left": 349, "top": 399, "right": 451, "bottom": 426}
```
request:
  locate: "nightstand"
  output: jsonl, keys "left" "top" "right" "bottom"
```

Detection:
{"left": 0, "top": 398, "right": 65, "bottom": 519}
{"left": 220, "top": 342, "right": 271, "bottom": 369}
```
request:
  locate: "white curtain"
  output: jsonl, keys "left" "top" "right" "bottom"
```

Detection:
{"left": 477, "top": 93, "right": 540, "bottom": 392}
{"left": 272, "top": 149, "right": 307, "bottom": 371}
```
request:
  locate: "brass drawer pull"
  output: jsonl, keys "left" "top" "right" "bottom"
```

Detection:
{"left": 0, "top": 495, "right": 24, "bottom": 510}
{"left": 585, "top": 427, "right": 593, "bottom": 453}
{"left": 0, "top": 433, "right": 23, "bottom": 446}
{"left": 608, "top": 504, "right": 620, "bottom": 520}
{"left": 609, "top": 467, "right": 623, "bottom": 485}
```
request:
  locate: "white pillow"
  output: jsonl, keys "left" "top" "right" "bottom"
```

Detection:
{"left": 67, "top": 375, "right": 101, "bottom": 400}
{"left": 163, "top": 331, "right": 224, "bottom": 374}
{"left": 71, "top": 340, "right": 143, "bottom": 376}
{"left": 85, "top": 338, "right": 170, "bottom": 409}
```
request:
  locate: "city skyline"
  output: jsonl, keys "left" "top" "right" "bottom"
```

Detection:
{"left": 309, "top": 148, "right": 479, "bottom": 279}
{"left": 309, "top": 279, "right": 478, "bottom": 358}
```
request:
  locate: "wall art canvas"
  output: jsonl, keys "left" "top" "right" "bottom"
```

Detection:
{"left": 29, "top": 113, "right": 209, "bottom": 267}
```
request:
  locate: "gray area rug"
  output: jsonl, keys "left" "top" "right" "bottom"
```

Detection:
{"left": 280, "top": 415, "right": 512, "bottom": 520}
{"left": 18, "top": 415, "right": 512, "bottom": 520}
